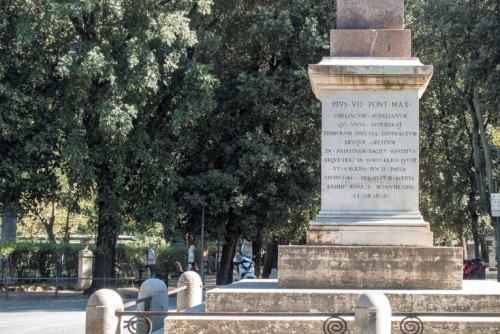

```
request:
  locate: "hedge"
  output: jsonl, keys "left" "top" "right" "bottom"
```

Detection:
{"left": 0, "top": 242, "right": 205, "bottom": 278}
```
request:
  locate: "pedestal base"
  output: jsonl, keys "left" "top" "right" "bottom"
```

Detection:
{"left": 308, "top": 220, "right": 434, "bottom": 246}
{"left": 278, "top": 245, "right": 463, "bottom": 290}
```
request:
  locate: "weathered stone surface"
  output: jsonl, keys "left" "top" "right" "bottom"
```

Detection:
{"left": 138, "top": 278, "right": 168, "bottom": 333}
{"left": 76, "top": 248, "right": 93, "bottom": 291}
{"left": 308, "top": 58, "right": 433, "bottom": 101}
{"left": 164, "top": 314, "right": 500, "bottom": 334}
{"left": 206, "top": 280, "right": 500, "bottom": 314}
{"left": 307, "top": 226, "right": 433, "bottom": 246}
{"left": 307, "top": 57, "right": 434, "bottom": 247}
{"left": 330, "top": 29, "right": 411, "bottom": 57}
{"left": 176, "top": 271, "right": 202, "bottom": 312}
{"left": 167, "top": 272, "right": 500, "bottom": 333}
{"left": 278, "top": 245, "right": 462, "bottom": 289}
{"left": 394, "top": 319, "right": 500, "bottom": 334}
{"left": 336, "top": 0, "right": 404, "bottom": 29}
{"left": 85, "top": 289, "right": 123, "bottom": 334}
{"left": 164, "top": 315, "right": 345, "bottom": 334}
{"left": 355, "top": 292, "right": 391, "bottom": 334}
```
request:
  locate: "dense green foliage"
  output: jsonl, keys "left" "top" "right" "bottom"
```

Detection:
{"left": 177, "top": 0, "right": 333, "bottom": 283}
{"left": 408, "top": 0, "right": 499, "bottom": 256}
{"left": 0, "top": 242, "right": 81, "bottom": 277}
{"left": 0, "top": 241, "right": 205, "bottom": 281}
{"left": 0, "top": 0, "right": 499, "bottom": 285}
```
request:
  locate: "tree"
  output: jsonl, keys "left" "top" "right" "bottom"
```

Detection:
{"left": 182, "top": 0, "right": 335, "bottom": 284}
{"left": 19, "top": 0, "right": 216, "bottom": 290}
{"left": 409, "top": 0, "right": 499, "bottom": 259}
{"left": 0, "top": 1, "right": 63, "bottom": 242}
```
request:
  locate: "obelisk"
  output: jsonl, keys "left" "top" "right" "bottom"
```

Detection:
{"left": 307, "top": 0, "right": 432, "bottom": 246}
{"left": 278, "top": 0, "right": 463, "bottom": 289}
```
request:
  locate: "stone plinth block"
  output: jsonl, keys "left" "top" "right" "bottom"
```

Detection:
{"left": 165, "top": 314, "right": 353, "bottom": 334}
{"left": 337, "top": 0, "right": 404, "bottom": 29}
{"left": 164, "top": 315, "right": 500, "bottom": 334}
{"left": 206, "top": 280, "right": 500, "bottom": 314}
{"left": 278, "top": 245, "right": 462, "bottom": 290}
{"left": 307, "top": 220, "right": 433, "bottom": 246}
{"left": 330, "top": 29, "right": 411, "bottom": 57}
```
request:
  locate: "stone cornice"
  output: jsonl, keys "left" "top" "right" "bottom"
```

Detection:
{"left": 308, "top": 57, "right": 433, "bottom": 100}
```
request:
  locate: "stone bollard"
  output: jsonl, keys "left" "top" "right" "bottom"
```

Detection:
{"left": 176, "top": 271, "right": 202, "bottom": 312}
{"left": 137, "top": 278, "right": 168, "bottom": 333}
{"left": 354, "top": 291, "right": 391, "bottom": 334}
{"left": 86, "top": 289, "right": 123, "bottom": 334}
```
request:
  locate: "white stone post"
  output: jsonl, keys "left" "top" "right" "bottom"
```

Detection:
{"left": 354, "top": 291, "right": 391, "bottom": 334}
{"left": 76, "top": 240, "right": 94, "bottom": 291}
{"left": 137, "top": 278, "right": 168, "bottom": 333}
{"left": 86, "top": 289, "right": 123, "bottom": 334}
{"left": 176, "top": 271, "right": 202, "bottom": 312}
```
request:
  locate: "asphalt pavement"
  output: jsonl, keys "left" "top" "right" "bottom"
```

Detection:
{"left": 0, "top": 291, "right": 179, "bottom": 334}
{"left": 0, "top": 274, "right": 216, "bottom": 334}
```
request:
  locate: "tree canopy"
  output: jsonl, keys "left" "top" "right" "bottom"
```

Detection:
{"left": 1, "top": 0, "right": 499, "bottom": 284}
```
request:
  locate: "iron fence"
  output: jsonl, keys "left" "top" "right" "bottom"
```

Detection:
{"left": 0, "top": 276, "right": 146, "bottom": 299}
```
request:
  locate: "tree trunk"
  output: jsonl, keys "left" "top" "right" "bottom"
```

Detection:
{"left": 480, "top": 238, "right": 489, "bottom": 261}
{"left": 456, "top": 224, "right": 467, "bottom": 259}
{"left": 86, "top": 177, "right": 121, "bottom": 294}
{"left": 37, "top": 202, "right": 57, "bottom": 243}
{"left": 252, "top": 240, "right": 262, "bottom": 278}
{"left": 0, "top": 212, "right": 17, "bottom": 241}
{"left": 63, "top": 208, "right": 71, "bottom": 244}
{"left": 262, "top": 238, "right": 278, "bottom": 278}
{"left": 494, "top": 217, "right": 500, "bottom": 281}
{"left": 472, "top": 85, "right": 494, "bottom": 199}
{"left": 470, "top": 209, "right": 480, "bottom": 258}
{"left": 1, "top": 214, "right": 17, "bottom": 242}
{"left": 216, "top": 221, "right": 239, "bottom": 285}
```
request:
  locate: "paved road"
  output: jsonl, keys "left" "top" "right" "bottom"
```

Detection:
{"left": 0, "top": 295, "right": 177, "bottom": 334}
{"left": 0, "top": 298, "right": 88, "bottom": 334}
{"left": 0, "top": 274, "right": 216, "bottom": 334}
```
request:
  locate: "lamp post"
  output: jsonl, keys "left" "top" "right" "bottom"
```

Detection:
{"left": 200, "top": 153, "right": 208, "bottom": 287}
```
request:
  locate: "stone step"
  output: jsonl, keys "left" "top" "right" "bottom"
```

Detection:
{"left": 205, "top": 279, "right": 500, "bottom": 314}
{"left": 164, "top": 314, "right": 500, "bottom": 334}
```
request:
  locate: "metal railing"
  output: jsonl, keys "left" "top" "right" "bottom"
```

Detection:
{"left": 393, "top": 312, "right": 500, "bottom": 334}
{"left": 121, "top": 296, "right": 153, "bottom": 333}
{"left": 116, "top": 284, "right": 187, "bottom": 334}
{"left": 0, "top": 276, "right": 142, "bottom": 299}
{"left": 113, "top": 309, "right": 500, "bottom": 334}
{"left": 115, "top": 310, "right": 354, "bottom": 334}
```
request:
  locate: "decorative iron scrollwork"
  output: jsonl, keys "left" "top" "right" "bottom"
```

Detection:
{"left": 400, "top": 315, "right": 424, "bottom": 334}
{"left": 323, "top": 315, "right": 348, "bottom": 334}
{"left": 127, "top": 316, "right": 153, "bottom": 334}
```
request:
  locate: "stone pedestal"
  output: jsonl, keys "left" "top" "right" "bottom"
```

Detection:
{"left": 291, "top": 0, "right": 463, "bottom": 290}
{"left": 307, "top": 57, "right": 434, "bottom": 248}
{"left": 76, "top": 242, "right": 94, "bottom": 291}
{"left": 278, "top": 245, "right": 462, "bottom": 290}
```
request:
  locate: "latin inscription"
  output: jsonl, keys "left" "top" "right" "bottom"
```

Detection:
{"left": 321, "top": 90, "right": 419, "bottom": 212}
